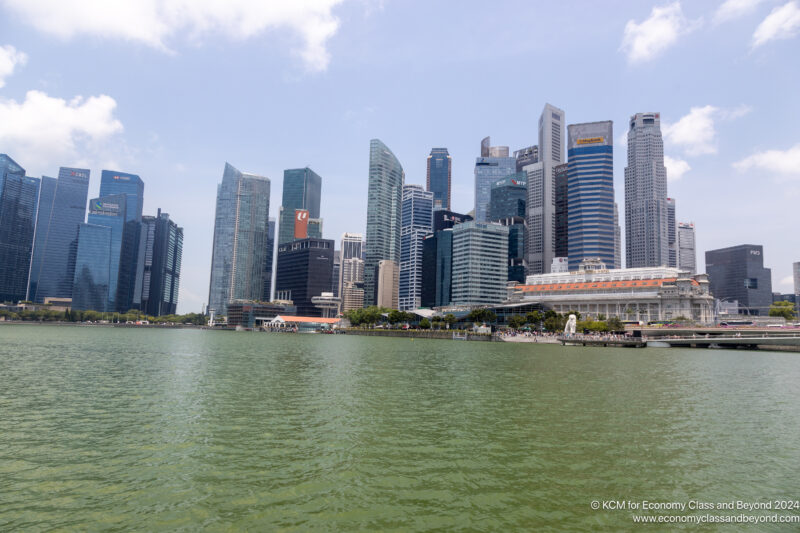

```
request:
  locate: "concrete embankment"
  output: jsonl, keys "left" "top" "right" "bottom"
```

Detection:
{"left": 343, "top": 328, "right": 495, "bottom": 341}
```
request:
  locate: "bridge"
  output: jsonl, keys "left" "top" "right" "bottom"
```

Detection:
{"left": 645, "top": 333, "right": 800, "bottom": 350}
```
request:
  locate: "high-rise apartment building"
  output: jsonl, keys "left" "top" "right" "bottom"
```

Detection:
{"left": 208, "top": 163, "right": 271, "bottom": 316}
{"left": 706, "top": 244, "right": 772, "bottom": 316}
{"left": 0, "top": 154, "right": 39, "bottom": 303}
{"left": 677, "top": 222, "right": 696, "bottom": 275}
{"left": 28, "top": 167, "right": 90, "bottom": 303}
{"left": 554, "top": 163, "right": 569, "bottom": 260}
{"left": 275, "top": 237, "right": 334, "bottom": 316}
{"left": 566, "top": 121, "right": 616, "bottom": 270}
{"left": 399, "top": 184, "right": 433, "bottom": 310}
{"left": 450, "top": 221, "right": 509, "bottom": 306}
{"left": 364, "top": 139, "right": 404, "bottom": 307}
{"left": 625, "top": 112, "right": 671, "bottom": 268}
{"left": 278, "top": 168, "right": 321, "bottom": 246}
{"left": 426, "top": 148, "right": 451, "bottom": 210}
{"left": 525, "top": 103, "right": 565, "bottom": 275}
{"left": 474, "top": 137, "right": 515, "bottom": 223}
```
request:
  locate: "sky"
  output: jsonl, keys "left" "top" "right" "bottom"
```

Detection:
{"left": 1, "top": 0, "right": 799, "bottom": 313}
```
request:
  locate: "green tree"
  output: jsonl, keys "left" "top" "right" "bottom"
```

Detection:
{"left": 419, "top": 318, "right": 431, "bottom": 329}
{"left": 443, "top": 314, "right": 457, "bottom": 328}
{"left": 606, "top": 317, "right": 625, "bottom": 331}
{"left": 769, "top": 301, "right": 796, "bottom": 320}
{"left": 507, "top": 314, "right": 526, "bottom": 330}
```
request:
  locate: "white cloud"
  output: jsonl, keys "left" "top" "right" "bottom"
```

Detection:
{"left": 663, "top": 105, "right": 719, "bottom": 156}
{"left": 0, "top": 0, "right": 345, "bottom": 72}
{"left": 753, "top": 1, "right": 800, "bottom": 47}
{"left": 778, "top": 275, "right": 794, "bottom": 291}
{"left": 0, "top": 44, "right": 27, "bottom": 87}
{"left": 664, "top": 155, "right": 691, "bottom": 181}
{"left": 714, "top": 0, "right": 765, "bottom": 24}
{"left": 0, "top": 90, "right": 124, "bottom": 174}
{"left": 733, "top": 143, "right": 800, "bottom": 177}
{"left": 620, "top": 2, "right": 698, "bottom": 64}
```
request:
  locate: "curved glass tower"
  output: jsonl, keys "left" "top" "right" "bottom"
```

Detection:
{"left": 364, "top": 139, "right": 404, "bottom": 307}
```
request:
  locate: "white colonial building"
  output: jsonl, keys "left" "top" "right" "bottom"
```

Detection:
{"left": 506, "top": 258, "right": 714, "bottom": 324}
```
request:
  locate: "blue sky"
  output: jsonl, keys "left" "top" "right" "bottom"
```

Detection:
{"left": 1, "top": 0, "right": 799, "bottom": 313}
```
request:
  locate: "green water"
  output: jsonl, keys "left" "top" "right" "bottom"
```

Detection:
{"left": 1, "top": 325, "right": 799, "bottom": 531}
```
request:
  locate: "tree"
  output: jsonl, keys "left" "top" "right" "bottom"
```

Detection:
{"left": 769, "top": 301, "right": 796, "bottom": 320}
{"left": 443, "top": 314, "right": 457, "bottom": 328}
{"left": 606, "top": 317, "right": 625, "bottom": 331}
{"left": 388, "top": 309, "right": 404, "bottom": 325}
{"left": 507, "top": 315, "right": 526, "bottom": 330}
{"left": 419, "top": 318, "right": 431, "bottom": 329}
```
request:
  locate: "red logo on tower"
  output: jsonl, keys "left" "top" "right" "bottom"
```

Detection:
{"left": 294, "top": 209, "right": 309, "bottom": 239}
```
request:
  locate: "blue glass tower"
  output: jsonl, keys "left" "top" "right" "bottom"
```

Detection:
{"left": 71, "top": 195, "right": 127, "bottom": 311}
{"left": 474, "top": 138, "right": 515, "bottom": 223}
{"left": 0, "top": 154, "right": 40, "bottom": 303}
{"left": 278, "top": 168, "right": 321, "bottom": 245}
{"left": 28, "top": 167, "right": 90, "bottom": 302}
{"left": 488, "top": 172, "right": 527, "bottom": 220}
{"left": 399, "top": 184, "right": 433, "bottom": 310}
{"left": 567, "top": 121, "right": 616, "bottom": 270}
{"left": 426, "top": 148, "right": 451, "bottom": 210}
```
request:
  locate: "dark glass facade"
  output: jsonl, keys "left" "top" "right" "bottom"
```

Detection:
{"left": 420, "top": 229, "right": 454, "bottom": 308}
{"left": 28, "top": 167, "right": 90, "bottom": 303}
{"left": 0, "top": 154, "right": 39, "bottom": 303}
{"left": 263, "top": 217, "right": 276, "bottom": 301}
{"left": 554, "top": 163, "right": 569, "bottom": 259}
{"left": 426, "top": 148, "right": 451, "bottom": 210}
{"left": 275, "top": 238, "right": 334, "bottom": 317}
{"left": 432, "top": 209, "right": 472, "bottom": 232}
{"left": 138, "top": 209, "right": 183, "bottom": 316}
{"left": 488, "top": 172, "right": 526, "bottom": 221}
{"left": 705, "top": 245, "right": 773, "bottom": 316}
{"left": 278, "top": 168, "right": 321, "bottom": 245}
{"left": 496, "top": 216, "right": 527, "bottom": 283}
{"left": 514, "top": 145, "right": 539, "bottom": 172}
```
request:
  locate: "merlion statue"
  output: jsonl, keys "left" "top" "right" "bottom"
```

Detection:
{"left": 564, "top": 314, "right": 577, "bottom": 335}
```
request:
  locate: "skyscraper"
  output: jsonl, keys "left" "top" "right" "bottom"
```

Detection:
{"left": 614, "top": 203, "right": 622, "bottom": 270}
{"left": 706, "top": 245, "right": 772, "bottom": 316}
{"left": 677, "top": 222, "right": 696, "bottom": 275}
{"left": 474, "top": 137, "right": 515, "bottom": 222}
{"left": 278, "top": 168, "right": 321, "bottom": 245}
{"left": 566, "top": 121, "right": 616, "bottom": 270}
{"left": 275, "top": 237, "right": 334, "bottom": 316}
{"left": 376, "top": 259, "right": 399, "bottom": 309}
{"left": 364, "top": 139, "right": 404, "bottom": 307}
{"left": 0, "top": 154, "right": 39, "bottom": 303}
{"left": 208, "top": 163, "right": 271, "bottom": 316}
{"left": 420, "top": 229, "right": 455, "bottom": 308}
{"left": 264, "top": 217, "right": 276, "bottom": 301}
{"left": 426, "top": 148, "right": 452, "bottom": 210}
{"left": 451, "top": 221, "right": 509, "bottom": 306}
{"left": 399, "top": 184, "right": 433, "bottom": 310}
{"left": 28, "top": 167, "right": 90, "bottom": 303}
{"left": 339, "top": 233, "right": 364, "bottom": 312}
{"left": 625, "top": 112, "right": 670, "bottom": 268}
{"left": 514, "top": 145, "right": 539, "bottom": 172}
{"left": 137, "top": 209, "right": 183, "bottom": 316}
{"left": 488, "top": 173, "right": 527, "bottom": 221}
{"left": 794, "top": 262, "right": 800, "bottom": 298}
{"left": 72, "top": 195, "right": 127, "bottom": 311}
{"left": 554, "top": 163, "right": 569, "bottom": 260}
{"left": 667, "top": 197, "right": 677, "bottom": 268}
{"left": 525, "top": 103, "right": 565, "bottom": 275}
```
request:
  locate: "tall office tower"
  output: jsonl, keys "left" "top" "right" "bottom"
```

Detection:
{"left": 72, "top": 195, "right": 127, "bottom": 311}
{"left": 554, "top": 163, "right": 569, "bottom": 260}
{"left": 339, "top": 233, "right": 365, "bottom": 312}
{"left": 667, "top": 198, "right": 677, "bottom": 267}
{"left": 624, "top": 112, "right": 671, "bottom": 268}
{"left": 525, "top": 103, "right": 565, "bottom": 275}
{"left": 376, "top": 259, "right": 399, "bottom": 309}
{"left": 433, "top": 209, "right": 472, "bottom": 232}
{"left": 278, "top": 168, "right": 321, "bottom": 245}
{"left": 331, "top": 250, "right": 341, "bottom": 298}
{"left": 99, "top": 170, "right": 145, "bottom": 311}
{"left": 341, "top": 233, "right": 364, "bottom": 261}
{"left": 794, "top": 262, "right": 800, "bottom": 298}
{"left": 474, "top": 137, "right": 515, "bottom": 222}
{"left": 614, "top": 203, "right": 622, "bottom": 270}
{"left": 566, "top": 121, "right": 616, "bottom": 270}
{"left": 364, "top": 139, "right": 404, "bottom": 307}
{"left": 264, "top": 217, "right": 276, "bottom": 301}
{"left": 28, "top": 167, "right": 90, "bottom": 303}
{"left": 426, "top": 148, "right": 452, "bottom": 210}
{"left": 399, "top": 184, "right": 433, "bottom": 311}
{"left": 677, "top": 222, "right": 696, "bottom": 275}
{"left": 420, "top": 229, "right": 454, "bottom": 308}
{"left": 514, "top": 145, "right": 539, "bottom": 172}
{"left": 0, "top": 154, "right": 40, "bottom": 303}
{"left": 275, "top": 237, "right": 334, "bottom": 316}
{"left": 706, "top": 245, "right": 772, "bottom": 315}
{"left": 488, "top": 172, "right": 526, "bottom": 221}
{"left": 308, "top": 218, "right": 323, "bottom": 239}
{"left": 496, "top": 216, "right": 527, "bottom": 283}
{"left": 451, "top": 221, "right": 509, "bottom": 306}
{"left": 208, "top": 163, "right": 271, "bottom": 316}
{"left": 136, "top": 209, "right": 183, "bottom": 316}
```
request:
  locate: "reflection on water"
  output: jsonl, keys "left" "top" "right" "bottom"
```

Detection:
{"left": 1, "top": 326, "right": 799, "bottom": 530}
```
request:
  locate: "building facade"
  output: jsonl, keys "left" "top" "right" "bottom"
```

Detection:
{"left": 677, "top": 222, "right": 696, "bottom": 275}
{"left": 554, "top": 163, "right": 569, "bottom": 260}
{"left": 514, "top": 145, "right": 538, "bottom": 171}
{"left": 426, "top": 148, "right": 451, "bottom": 210}
{"left": 399, "top": 184, "right": 433, "bottom": 310}
{"left": 566, "top": 121, "right": 616, "bottom": 270}
{"left": 28, "top": 167, "right": 90, "bottom": 303}
{"left": 667, "top": 198, "right": 677, "bottom": 268}
{"left": 364, "top": 139, "right": 404, "bottom": 307}
{"left": 275, "top": 238, "right": 334, "bottom": 317}
{"left": 451, "top": 221, "right": 509, "bottom": 306}
{"left": 625, "top": 112, "right": 671, "bottom": 268}
{"left": 278, "top": 168, "right": 321, "bottom": 246}
{"left": 208, "top": 162, "right": 271, "bottom": 316}
{"left": 376, "top": 259, "right": 399, "bottom": 309}
{"left": 137, "top": 209, "right": 183, "bottom": 316}
{"left": 265, "top": 217, "right": 276, "bottom": 301}
{"left": 474, "top": 137, "right": 515, "bottom": 223}
{"left": 488, "top": 173, "right": 526, "bottom": 221}
{"left": 705, "top": 244, "right": 773, "bottom": 316}
{"left": 0, "top": 154, "right": 39, "bottom": 303}
{"left": 433, "top": 209, "right": 472, "bottom": 232}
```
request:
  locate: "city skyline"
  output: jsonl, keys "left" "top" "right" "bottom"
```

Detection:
{"left": 2, "top": 1, "right": 799, "bottom": 312}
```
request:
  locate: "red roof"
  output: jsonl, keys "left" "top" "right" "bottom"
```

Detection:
{"left": 518, "top": 277, "right": 697, "bottom": 293}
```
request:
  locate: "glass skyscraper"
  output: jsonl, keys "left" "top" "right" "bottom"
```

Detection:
{"left": 364, "top": 139, "right": 404, "bottom": 307}
{"left": 0, "top": 154, "right": 40, "bottom": 303}
{"left": 137, "top": 209, "right": 183, "bottom": 316}
{"left": 28, "top": 167, "right": 90, "bottom": 303}
{"left": 567, "top": 121, "right": 616, "bottom": 270}
{"left": 474, "top": 137, "right": 515, "bottom": 223}
{"left": 488, "top": 172, "right": 527, "bottom": 221}
{"left": 451, "top": 221, "right": 509, "bottom": 306}
{"left": 426, "top": 148, "right": 451, "bottom": 210}
{"left": 208, "top": 163, "right": 271, "bottom": 316}
{"left": 71, "top": 194, "right": 127, "bottom": 311}
{"left": 278, "top": 168, "right": 321, "bottom": 245}
{"left": 399, "top": 184, "right": 433, "bottom": 311}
